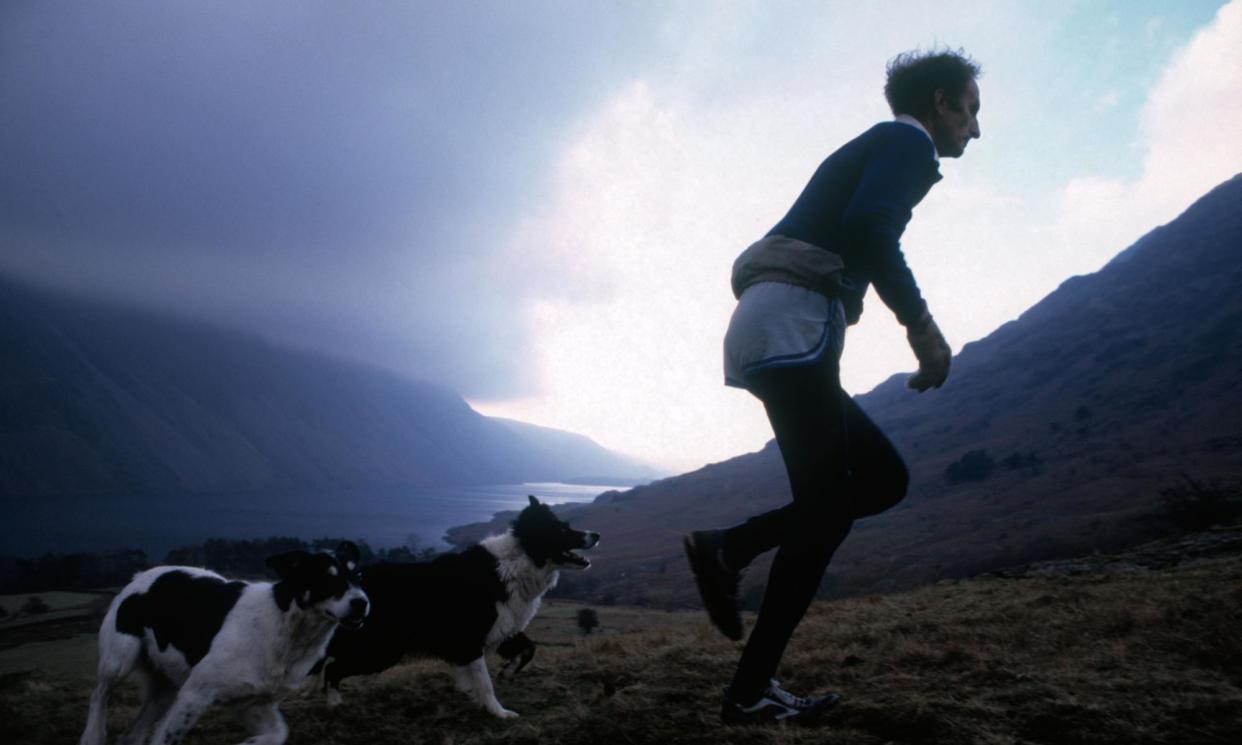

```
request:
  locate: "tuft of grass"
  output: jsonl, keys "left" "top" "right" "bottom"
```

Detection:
{"left": 2, "top": 559, "right": 1241, "bottom": 744}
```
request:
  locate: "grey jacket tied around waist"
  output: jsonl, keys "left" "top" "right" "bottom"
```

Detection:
{"left": 730, "top": 235, "right": 847, "bottom": 301}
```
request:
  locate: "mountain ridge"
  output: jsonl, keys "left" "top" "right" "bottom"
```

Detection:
{"left": 0, "top": 275, "right": 655, "bottom": 501}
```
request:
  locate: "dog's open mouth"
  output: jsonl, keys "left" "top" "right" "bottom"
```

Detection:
{"left": 555, "top": 550, "right": 591, "bottom": 568}
{"left": 330, "top": 610, "right": 366, "bottom": 630}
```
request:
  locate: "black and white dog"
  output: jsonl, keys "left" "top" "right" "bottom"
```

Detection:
{"left": 80, "top": 542, "right": 369, "bottom": 745}
{"left": 321, "top": 496, "right": 598, "bottom": 718}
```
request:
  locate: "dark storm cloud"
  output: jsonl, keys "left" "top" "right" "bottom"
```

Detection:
{"left": 0, "top": 1, "right": 662, "bottom": 398}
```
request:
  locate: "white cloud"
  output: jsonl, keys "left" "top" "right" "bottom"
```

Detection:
{"left": 1054, "top": 0, "right": 1242, "bottom": 272}
{"left": 475, "top": 83, "right": 780, "bottom": 472}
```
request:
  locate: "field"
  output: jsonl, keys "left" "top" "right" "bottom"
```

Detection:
{"left": 2, "top": 550, "right": 1241, "bottom": 745}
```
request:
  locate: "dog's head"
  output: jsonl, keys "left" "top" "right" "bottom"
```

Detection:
{"left": 266, "top": 541, "right": 370, "bottom": 629}
{"left": 511, "top": 495, "right": 600, "bottom": 570}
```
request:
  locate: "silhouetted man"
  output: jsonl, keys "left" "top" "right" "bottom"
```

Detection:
{"left": 685, "top": 48, "right": 981, "bottom": 725}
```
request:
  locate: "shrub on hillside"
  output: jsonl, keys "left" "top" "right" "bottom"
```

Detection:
{"left": 21, "top": 596, "right": 50, "bottom": 615}
{"left": 361, "top": 534, "right": 438, "bottom": 563}
{"left": 946, "top": 449, "right": 995, "bottom": 484}
{"left": 1002, "top": 451, "right": 1042, "bottom": 471}
{"left": 577, "top": 608, "right": 600, "bottom": 634}
{"left": 373, "top": 545, "right": 437, "bottom": 563}
{"left": 1161, "top": 475, "right": 1239, "bottom": 531}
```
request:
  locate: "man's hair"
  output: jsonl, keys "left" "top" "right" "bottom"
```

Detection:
{"left": 884, "top": 48, "right": 981, "bottom": 118}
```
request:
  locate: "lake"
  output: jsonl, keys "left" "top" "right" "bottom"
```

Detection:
{"left": 1, "top": 482, "right": 629, "bottom": 561}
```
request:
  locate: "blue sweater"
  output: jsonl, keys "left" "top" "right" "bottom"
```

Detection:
{"left": 766, "top": 121, "right": 942, "bottom": 327}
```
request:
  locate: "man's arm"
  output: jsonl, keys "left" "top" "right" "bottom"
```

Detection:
{"left": 839, "top": 127, "right": 939, "bottom": 328}
{"left": 841, "top": 127, "right": 950, "bottom": 389}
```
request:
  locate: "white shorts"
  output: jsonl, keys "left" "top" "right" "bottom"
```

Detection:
{"left": 723, "top": 282, "right": 846, "bottom": 389}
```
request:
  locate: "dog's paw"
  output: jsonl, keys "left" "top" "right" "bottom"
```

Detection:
{"left": 491, "top": 707, "right": 519, "bottom": 719}
{"left": 325, "top": 689, "right": 343, "bottom": 708}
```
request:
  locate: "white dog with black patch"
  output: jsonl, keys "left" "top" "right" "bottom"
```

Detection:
{"left": 79, "top": 542, "right": 368, "bottom": 745}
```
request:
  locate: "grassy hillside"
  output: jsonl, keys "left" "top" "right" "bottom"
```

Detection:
{"left": 3, "top": 536, "right": 1240, "bottom": 744}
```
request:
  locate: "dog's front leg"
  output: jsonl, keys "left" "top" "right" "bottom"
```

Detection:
{"left": 462, "top": 657, "right": 517, "bottom": 719}
{"left": 146, "top": 683, "right": 214, "bottom": 745}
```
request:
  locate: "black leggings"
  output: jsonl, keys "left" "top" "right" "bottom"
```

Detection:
{"left": 723, "top": 352, "right": 908, "bottom": 699}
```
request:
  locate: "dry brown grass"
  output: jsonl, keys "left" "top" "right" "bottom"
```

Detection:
{"left": 3, "top": 557, "right": 1240, "bottom": 745}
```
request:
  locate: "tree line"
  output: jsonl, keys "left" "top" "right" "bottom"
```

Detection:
{"left": 0, "top": 536, "right": 438, "bottom": 594}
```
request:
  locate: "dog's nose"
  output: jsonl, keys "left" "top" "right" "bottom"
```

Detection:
{"left": 350, "top": 597, "right": 370, "bottom": 617}
{"left": 585, "top": 532, "right": 600, "bottom": 548}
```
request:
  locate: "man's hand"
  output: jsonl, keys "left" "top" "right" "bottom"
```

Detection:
{"left": 906, "top": 314, "right": 951, "bottom": 392}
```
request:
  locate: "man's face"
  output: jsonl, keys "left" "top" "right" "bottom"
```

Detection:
{"left": 929, "top": 78, "right": 981, "bottom": 158}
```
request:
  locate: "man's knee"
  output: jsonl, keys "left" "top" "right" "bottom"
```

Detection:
{"left": 889, "top": 458, "right": 910, "bottom": 501}
{"left": 784, "top": 500, "right": 852, "bottom": 548}
{"left": 853, "top": 458, "right": 909, "bottom": 518}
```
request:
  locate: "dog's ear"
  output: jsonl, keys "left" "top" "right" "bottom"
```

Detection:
{"left": 265, "top": 550, "right": 311, "bottom": 581}
{"left": 335, "top": 541, "right": 361, "bottom": 572}
{"left": 528, "top": 494, "right": 541, "bottom": 507}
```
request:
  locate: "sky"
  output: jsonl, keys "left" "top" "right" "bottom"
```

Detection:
{"left": 2, "top": 1, "right": 1240, "bottom": 474}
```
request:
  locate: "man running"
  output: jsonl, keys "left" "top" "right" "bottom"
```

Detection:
{"left": 685, "top": 48, "right": 981, "bottom": 725}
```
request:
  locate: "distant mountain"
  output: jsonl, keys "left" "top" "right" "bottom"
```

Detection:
{"left": 0, "top": 278, "right": 656, "bottom": 500}
{"left": 488, "top": 418, "right": 656, "bottom": 484}
{"left": 448, "top": 173, "right": 1242, "bottom": 607}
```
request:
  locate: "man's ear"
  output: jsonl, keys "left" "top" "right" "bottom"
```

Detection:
{"left": 933, "top": 87, "right": 948, "bottom": 114}
{"left": 265, "top": 550, "right": 311, "bottom": 581}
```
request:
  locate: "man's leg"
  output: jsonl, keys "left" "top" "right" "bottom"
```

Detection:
{"left": 717, "top": 505, "right": 792, "bottom": 571}
{"left": 727, "top": 355, "right": 854, "bottom": 701}
{"left": 718, "top": 383, "right": 909, "bottom": 569}
{"left": 841, "top": 395, "right": 909, "bottom": 518}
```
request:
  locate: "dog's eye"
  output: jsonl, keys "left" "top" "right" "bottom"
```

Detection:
{"left": 349, "top": 570, "right": 363, "bottom": 583}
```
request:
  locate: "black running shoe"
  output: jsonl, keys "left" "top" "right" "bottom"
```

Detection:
{"left": 720, "top": 687, "right": 837, "bottom": 726}
{"left": 764, "top": 678, "right": 843, "bottom": 712}
{"left": 683, "top": 530, "right": 743, "bottom": 641}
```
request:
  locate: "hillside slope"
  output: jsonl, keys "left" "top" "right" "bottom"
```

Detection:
{"left": 449, "top": 173, "right": 1242, "bottom": 606}
{"left": 0, "top": 278, "right": 654, "bottom": 499}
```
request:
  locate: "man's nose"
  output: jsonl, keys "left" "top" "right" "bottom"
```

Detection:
{"left": 970, "top": 120, "right": 981, "bottom": 139}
